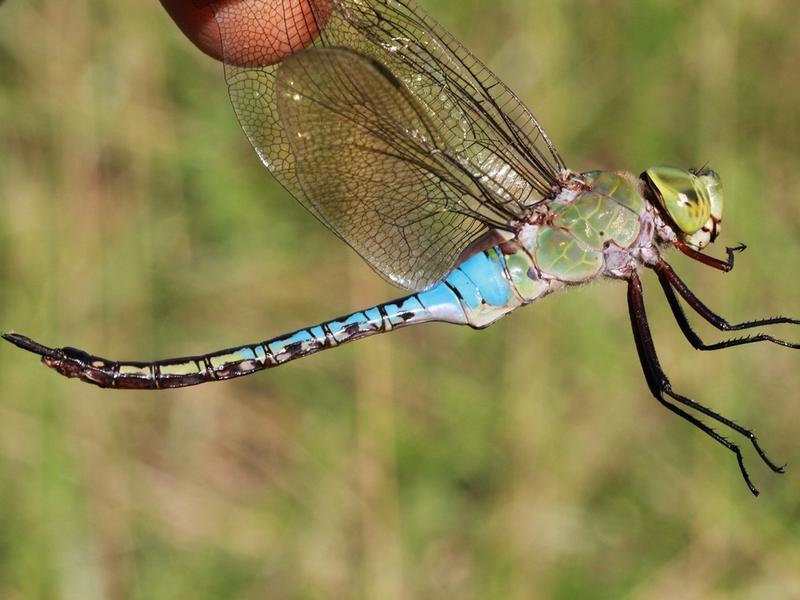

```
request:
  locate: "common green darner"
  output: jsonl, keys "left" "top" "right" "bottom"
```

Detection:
{"left": 4, "top": 0, "right": 798, "bottom": 495}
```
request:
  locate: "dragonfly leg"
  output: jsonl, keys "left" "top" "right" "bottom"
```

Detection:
{"left": 676, "top": 241, "right": 747, "bottom": 272}
{"left": 626, "top": 271, "right": 785, "bottom": 496}
{"left": 653, "top": 260, "right": 800, "bottom": 350}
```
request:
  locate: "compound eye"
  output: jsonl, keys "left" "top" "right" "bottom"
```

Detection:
{"left": 644, "top": 165, "right": 711, "bottom": 234}
{"left": 697, "top": 169, "right": 724, "bottom": 224}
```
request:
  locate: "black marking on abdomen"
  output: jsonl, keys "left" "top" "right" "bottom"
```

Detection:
{"left": 203, "top": 356, "right": 218, "bottom": 380}
{"left": 260, "top": 344, "right": 278, "bottom": 366}
{"left": 444, "top": 280, "right": 470, "bottom": 316}
{"left": 321, "top": 322, "right": 338, "bottom": 347}
{"left": 344, "top": 322, "right": 362, "bottom": 337}
{"left": 285, "top": 341, "right": 304, "bottom": 356}
{"left": 377, "top": 304, "right": 393, "bottom": 332}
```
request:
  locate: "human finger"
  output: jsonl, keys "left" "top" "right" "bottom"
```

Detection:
{"left": 160, "top": 0, "right": 329, "bottom": 66}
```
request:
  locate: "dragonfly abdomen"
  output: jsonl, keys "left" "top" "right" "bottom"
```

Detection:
{"left": 3, "top": 241, "right": 552, "bottom": 389}
{"left": 20, "top": 296, "right": 454, "bottom": 389}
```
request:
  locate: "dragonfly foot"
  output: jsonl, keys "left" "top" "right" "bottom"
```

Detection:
{"left": 747, "top": 433, "right": 787, "bottom": 474}
{"left": 733, "top": 448, "right": 760, "bottom": 497}
{"left": 726, "top": 242, "right": 747, "bottom": 256}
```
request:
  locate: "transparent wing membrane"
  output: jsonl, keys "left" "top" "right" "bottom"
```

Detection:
{"left": 277, "top": 48, "right": 492, "bottom": 288}
{"left": 204, "top": 0, "right": 565, "bottom": 289}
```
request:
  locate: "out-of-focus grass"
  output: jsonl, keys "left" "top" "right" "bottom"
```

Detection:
{"left": 1, "top": 0, "right": 799, "bottom": 598}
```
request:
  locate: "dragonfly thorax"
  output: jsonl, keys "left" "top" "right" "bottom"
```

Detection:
{"left": 511, "top": 171, "right": 658, "bottom": 286}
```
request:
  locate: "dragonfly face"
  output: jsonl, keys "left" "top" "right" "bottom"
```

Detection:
{"left": 641, "top": 165, "right": 724, "bottom": 250}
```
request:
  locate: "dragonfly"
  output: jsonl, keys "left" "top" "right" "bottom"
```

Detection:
{"left": 4, "top": 0, "right": 798, "bottom": 495}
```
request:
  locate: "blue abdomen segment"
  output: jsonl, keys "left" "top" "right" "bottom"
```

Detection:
{"left": 457, "top": 249, "right": 513, "bottom": 307}
{"left": 422, "top": 246, "right": 524, "bottom": 328}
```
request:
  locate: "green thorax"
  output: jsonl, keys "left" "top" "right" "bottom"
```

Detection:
{"left": 528, "top": 171, "right": 648, "bottom": 283}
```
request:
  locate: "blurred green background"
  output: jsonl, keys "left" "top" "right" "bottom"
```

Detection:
{"left": 1, "top": 0, "right": 799, "bottom": 598}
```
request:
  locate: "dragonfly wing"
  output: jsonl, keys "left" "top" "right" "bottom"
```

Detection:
{"left": 207, "top": 0, "right": 566, "bottom": 289}
{"left": 275, "top": 47, "right": 488, "bottom": 289}
{"left": 320, "top": 0, "right": 565, "bottom": 200}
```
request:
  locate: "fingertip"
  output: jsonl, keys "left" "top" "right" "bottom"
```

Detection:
{"left": 160, "top": 0, "right": 225, "bottom": 61}
{"left": 160, "top": 0, "right": 331, "bottom": 67}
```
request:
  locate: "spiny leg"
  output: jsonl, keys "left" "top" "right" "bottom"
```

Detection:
{"left": 626, "top": 271, "right": 784, "bottom": 496}
{"left": 653, "top": 261, "right": 800, "bottom": 351}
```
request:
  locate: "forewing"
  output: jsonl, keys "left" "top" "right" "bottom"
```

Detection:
{"left": 320, "top": 0, "right": 565, "bottom": 200}
{"left": 205, "top": 0, "right": 566, "bottom": 289}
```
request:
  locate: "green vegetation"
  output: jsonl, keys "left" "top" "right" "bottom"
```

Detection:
{"left": 1, "top": 1, "right": 799, "bottom": 597}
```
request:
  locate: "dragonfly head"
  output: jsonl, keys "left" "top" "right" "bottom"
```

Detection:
{"left": 641, "top": 165, "right": 724, "bottom": 250}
